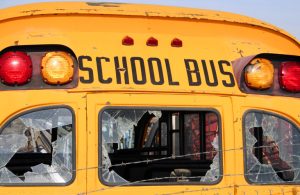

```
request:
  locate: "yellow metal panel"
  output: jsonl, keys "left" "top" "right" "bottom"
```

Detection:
{"left": 0, "top": 91, "right": 87, "bottom": 195}
{"left": 0, "top": 15, "right": 300, "bottom": 95}
{"left": 0, "top": 2, "right": 298, "bottom": 45}
{"left": 86, "top": 93, "right": 234, "bottom": 195}
{"left": 0, "top": 3, "right": 299, "bottom": 94}
{"left": 232, "top": 95, "right": 300, "bottom": 194}
{"left": 0, "top": 2, "right": 299, "bottom": 194}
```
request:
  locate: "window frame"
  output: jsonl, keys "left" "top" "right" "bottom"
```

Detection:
{"left": 243, "top": 109, "right": 300, "bottom": 185}
{"left": 0, "top": 105, "right": 76, "bottom": 186}
{"left": 98, "top": 106, "right": 223, "bottom": 186}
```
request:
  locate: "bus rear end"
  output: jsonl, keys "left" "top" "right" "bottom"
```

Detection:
{"left": 0, "top": 2, "right": 299, "bottom": 195}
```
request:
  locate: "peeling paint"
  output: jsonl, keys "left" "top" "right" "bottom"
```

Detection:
{"left": 80, "top": 8, "right": 98, "bottom": 12}
{"left": 236, "top": 48, "right": 244, "bottom": 57}
{"left": 21, "top": 9, "right": 42, "bottom": 14}
{"left": 86, "top": 2, "right": 123, "bottom": 7}
{"left": 27, "top": 33, "right": 44, "bottom": 38}
{"left": 177, "top": 13, "right": 205, "bottom": 18}
{"left": 0, "top": 2, "right": 297, "bottom": 45}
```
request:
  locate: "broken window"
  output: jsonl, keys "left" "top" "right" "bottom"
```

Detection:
{"left": 100, "top": 109, "right": 220, "bottom": 184}
{"left": 0, "top": 107, "right": 74, "bottom": 184}
{"left": 245, "top": 111, "right": 300, "bottom": 184}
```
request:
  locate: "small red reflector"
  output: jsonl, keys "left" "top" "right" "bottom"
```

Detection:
{"left": 279, "top": 61, "right": 300, "bottom": 92}
{"left": 146, "top": 37, "right": 158, "bottom": 46}
{"left": 171, "top": 38, "right": 182, "bottom": 47}
{"left": 122, "top": 36, "right": 134, "bottom": 46}
{"left": 0, "top": 51, "right": 32, "bottom": 85}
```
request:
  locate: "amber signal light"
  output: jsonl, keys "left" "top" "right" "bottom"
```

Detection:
{"left": 41, "top": 51, "right": 74, "bottom": 85}
{"left": 244, "top": 58, "right": 274, "bottom": 90}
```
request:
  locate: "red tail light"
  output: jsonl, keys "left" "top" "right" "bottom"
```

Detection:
{"left": 279, "top": 61, "right": 300, "bottom": 92}
{"left": 0, "top": 51, "right": 32, "bottom": 85}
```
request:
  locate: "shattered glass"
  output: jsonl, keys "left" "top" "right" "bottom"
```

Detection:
{"left": 18, "top": 109, "right": 72, "bottom": 132}
{"left": 0, "top": 108, "right": 73, "bottom": 184}
{"left": 24, "top": 163, "right": 70, "bottom": 183}
{"left": 102, "top": 110, "right": 162, "bottom": 151}
{"left": 101, "top": 142, "right": 128, "bottom": 184}
{"left": 245, "top": 112, "right": 300, "bottom": 183}
{"left": 201, "top": 135, "right": 220, "bottom": 182}
{"left": 24, "top": 164, "right": 55, "bottom": 183}
{"left": 0, "top": 134, "right": 27, "bottom": 168}
{"left": 101, "top": 109, "right": 162, "bottom": 183}
{"left": 0, "top": 167, "right": 23, "bottom": 183}
{"left": 102, "top": 110, "right": 148, "bottom": 150}
{"left": 52, "top": 132, "right": 73, "bottom": 171}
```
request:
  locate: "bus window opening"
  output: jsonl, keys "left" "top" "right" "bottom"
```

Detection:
{"left": 100, "top": 109, "right": 220, "bottom": 184}
{"left": 245, "top": 111, "right": 300, "bottom": 183}
{"left": 0, "top": 108, "right": 74, "bottom": 184}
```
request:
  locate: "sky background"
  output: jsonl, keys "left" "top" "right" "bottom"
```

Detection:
{"left": 0, "top": 0, "right": 299, "bottom": 40}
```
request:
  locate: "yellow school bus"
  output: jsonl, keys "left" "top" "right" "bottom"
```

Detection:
{"left": 0, "top": 2, "right": 299, "bottom": 195}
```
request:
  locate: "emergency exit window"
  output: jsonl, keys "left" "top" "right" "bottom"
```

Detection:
{"left": 100, "top": 108, "right": 221, "bottom": 184}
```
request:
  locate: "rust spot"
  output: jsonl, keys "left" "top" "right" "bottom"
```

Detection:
{"left": 21, "top": 9, "right": 42, "bottom": 14}
{"left": 145, "top": 11, "right": 161, "bottom": 16}
{"left": 80, "top": 8, "right": 98, "bottom": 12}
{"left": 28, "top": 33, "right": 44, "bottom": 38}
{"left": 14, "top": 41, "right": 19, "bottom": 45}
{"left": 178, "top": 13, "right": 205, "bottom": 18}
{"left": 86, "top": 2, "right": 123, "bottom": 7}
{"left": 106, "top": 101, "right": 111, "bottom": 105}
{"left": 56, "top": 8, "right": 65, "bottom": 11}
{"left": 240, "top": 41, "right": 252, "bottom": 45}
{"left": 236, "top": 48, "right": 244, "bottom": 57}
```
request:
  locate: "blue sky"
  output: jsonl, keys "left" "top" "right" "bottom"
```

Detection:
{"left": 1, "top": 0, "right": 299, "bottom": 40}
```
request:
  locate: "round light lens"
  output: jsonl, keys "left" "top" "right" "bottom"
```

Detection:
{"left": 244, "top": 58, "right": 274, "bottom": 90}
{"left": 279, "top": 61, "right": 300, "bottom": 92}
{"left": 0, "top": 51, "right": 32, "bottom": 85}
{"left": 41, "top": 52, "right": 74, "bottom": 85}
